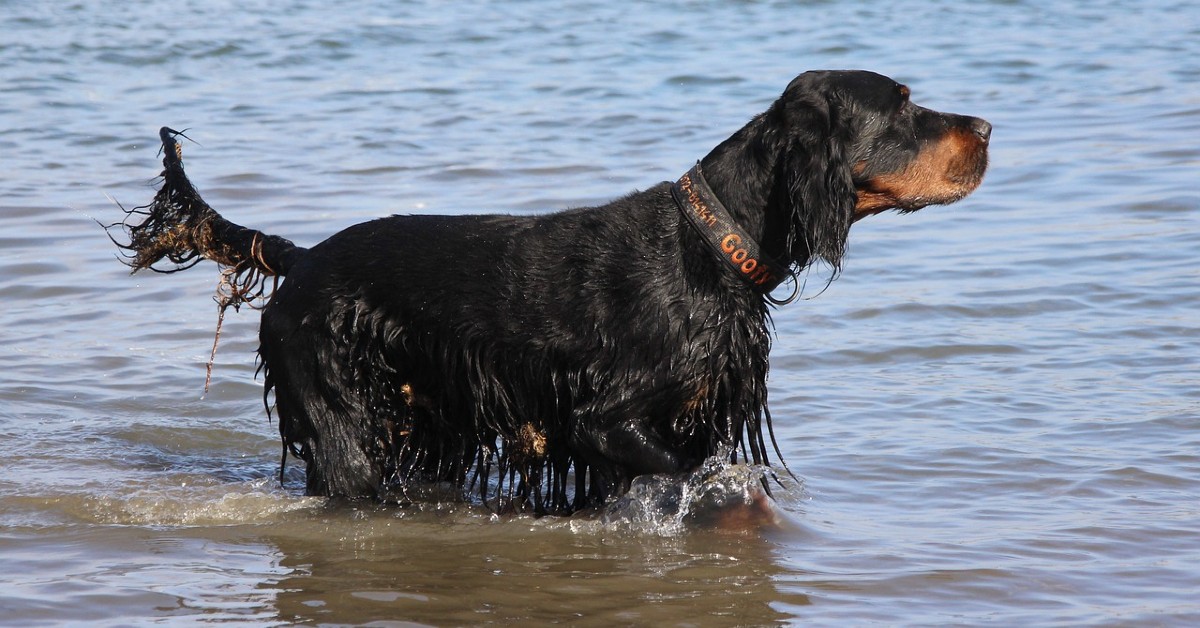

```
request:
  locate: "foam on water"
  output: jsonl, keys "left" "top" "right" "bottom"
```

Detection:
{"left": 11, "top": 453, "right": 789, "bottom": 535}
{"left": 20, "top": 477, "right": 324, "bottom": 527}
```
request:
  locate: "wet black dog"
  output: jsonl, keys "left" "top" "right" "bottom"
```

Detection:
{"left": 119, "top": 70, "right": 989, "bottom": 514}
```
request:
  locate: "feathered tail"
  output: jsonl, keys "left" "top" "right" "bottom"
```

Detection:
{"left": 117, "top": 127, "right": 305, "bottom": 281}
{"left": 113, "top": 127, "right": 308, "bottom": 389}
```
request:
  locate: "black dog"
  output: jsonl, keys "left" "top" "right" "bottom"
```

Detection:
{"left": 119, "top": 70, "right": 989, "bottom": 514}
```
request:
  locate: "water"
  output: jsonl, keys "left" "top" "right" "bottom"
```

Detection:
{"left": 2, "top": 0, "right": 1198, "bottom": 624}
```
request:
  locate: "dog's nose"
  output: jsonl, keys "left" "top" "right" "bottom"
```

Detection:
{"left": 971, "top": 118, "right": 992, "bottom": 143}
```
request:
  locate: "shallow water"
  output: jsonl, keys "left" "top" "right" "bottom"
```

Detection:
{"left": 2, "top": 0, "right": 1199, "bottom": 625}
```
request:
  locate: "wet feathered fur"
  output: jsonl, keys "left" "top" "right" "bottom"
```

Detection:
{"left": 116, "top": 70, "right": 989, "bottom": 514}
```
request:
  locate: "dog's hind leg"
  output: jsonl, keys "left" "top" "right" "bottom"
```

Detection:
{"left": 261, "top": 302, "right": 387, "bottom": 500}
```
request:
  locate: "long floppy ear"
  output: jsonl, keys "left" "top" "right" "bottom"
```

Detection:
{"left": 781, "top": 103, "right": 857, "bottom": 272}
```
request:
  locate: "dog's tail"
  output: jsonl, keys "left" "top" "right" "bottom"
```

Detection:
{"left": 117, "top": 127, "right": 306, "bottom": 285}
{"left": 114, "top": 128, "right": 312, "bottom": 391}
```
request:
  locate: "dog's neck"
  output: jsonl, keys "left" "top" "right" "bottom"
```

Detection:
{"left": 671, "top": 163, "right": 788, "bottom": 294}
{"left": 697, "top": 114, "right": 803, "bottom": 267}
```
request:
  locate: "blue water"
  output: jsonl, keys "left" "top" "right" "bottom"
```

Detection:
{"left": 1, "top": 0, "right": 1198, "bottom": 625}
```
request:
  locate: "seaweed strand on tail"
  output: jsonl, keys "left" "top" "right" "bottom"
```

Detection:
{"left": 113, "top": 127, "right": 304, "bottom": 390}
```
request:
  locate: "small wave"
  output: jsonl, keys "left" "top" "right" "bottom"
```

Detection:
{"left": 24, "top": 459, "right": 790, "bottom": 533}
{"left": 66, "top": 478, "right": 323, "bottom": 527}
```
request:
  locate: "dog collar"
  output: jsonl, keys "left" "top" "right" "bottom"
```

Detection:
{"left": 670, "top": 163, "right": 792, "bottom": 298}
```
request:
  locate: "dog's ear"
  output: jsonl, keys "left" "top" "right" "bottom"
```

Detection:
{"left": 780, "top": 100, "right": 857, "bottom": 272}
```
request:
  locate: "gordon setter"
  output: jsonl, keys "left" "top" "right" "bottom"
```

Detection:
{"left": 118, "top": 70, "right": 990, "bottom": 515}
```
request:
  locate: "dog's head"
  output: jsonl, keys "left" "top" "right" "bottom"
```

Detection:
{"left": 766, "top": 70, "right": 990, "bottom": 269}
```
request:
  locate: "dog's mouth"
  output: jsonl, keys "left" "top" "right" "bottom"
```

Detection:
{"left": 852, "top": 121, "right": 990, "bottom": 221}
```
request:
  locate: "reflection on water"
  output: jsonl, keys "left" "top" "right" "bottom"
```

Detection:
{"left": 266, "top": 512, "right": 803, "bottom": 625}
{"left": 3, "top": 429, "right": 805, "bottom": 624}
{"left": 1, "top": 504, "right": 808, "bottom": 626}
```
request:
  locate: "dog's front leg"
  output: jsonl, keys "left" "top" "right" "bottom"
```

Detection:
{"left": 569, "top": 403, "right": 693, "bottom": 501}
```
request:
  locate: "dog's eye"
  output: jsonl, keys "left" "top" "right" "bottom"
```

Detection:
{"left": 897, "top": 85, "right": 911, "bottom": 105}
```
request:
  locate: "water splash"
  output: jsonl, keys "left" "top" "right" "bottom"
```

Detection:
{"left": 570, "top": 457, "right": 790, "bottom": 536}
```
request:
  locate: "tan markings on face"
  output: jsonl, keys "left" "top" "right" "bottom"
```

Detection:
{"left": 854, "top": 127, "right": 987, "bottom": 221}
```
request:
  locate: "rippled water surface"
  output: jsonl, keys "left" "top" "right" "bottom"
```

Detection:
{"left": 2, "top": 0, "right": 1198, "bottom": 625}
